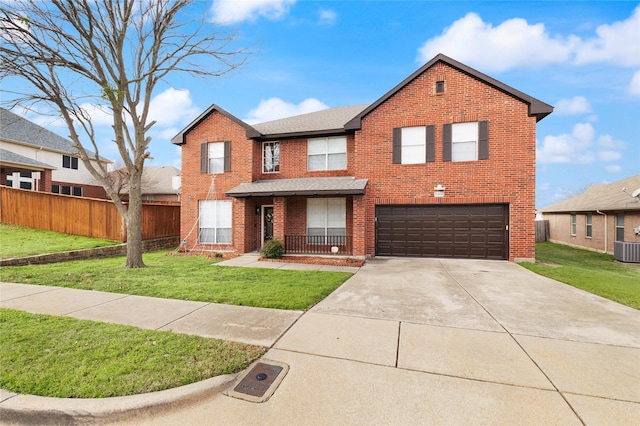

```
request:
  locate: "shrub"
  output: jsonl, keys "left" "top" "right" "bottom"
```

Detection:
{"left": 261, "top": 240, "right": 284, "bottom": 259}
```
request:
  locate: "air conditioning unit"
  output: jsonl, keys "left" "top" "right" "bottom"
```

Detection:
{"left": 613, "top": 241, "right": 640, "bottom": 263}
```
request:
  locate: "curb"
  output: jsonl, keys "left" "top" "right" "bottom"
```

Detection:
{"left": 0, "top": 373, "right": 237, "bottom": 425}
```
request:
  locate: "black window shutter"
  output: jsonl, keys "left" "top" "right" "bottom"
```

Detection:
{"left": 392, "top": 128, "right": 401, "bottom": 164}
{"left": 478, "top": 121, "right": 489, "bottom": 160}
{"left": 426, "top": 125, "right": 435, "bottom": 162}
{"left": 223, "top": 141, "right": 231, "bottom": 172}
{"left": 200, "top": 143, "right": 208, "bottom": 173}
{"left": 442, "top": 124, "right": 452, "bottom": 162}
{"left": 71, "top": 157, "right": 78, "bottom": 170}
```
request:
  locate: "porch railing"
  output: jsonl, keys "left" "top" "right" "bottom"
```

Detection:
{"left": 284, "top": 235, "right": 352, "bottom": 255}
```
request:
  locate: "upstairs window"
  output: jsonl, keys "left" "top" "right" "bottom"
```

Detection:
{"left": 263, "top": 142, "right": 280, "bottom": 173}
{"left": 392, "top": 126, "right": 435, "bottom": 164}
{"left": 308, "top": 136, "right": 346, "bottom": 171}
{"left": 200, "top": 141, "right": 230, "bottom": 174}
{"left": 443, "top": 121, "right": 489, "bottom": 162}
{"left": 62, "top": 155, "right": 78, "bottom": 170}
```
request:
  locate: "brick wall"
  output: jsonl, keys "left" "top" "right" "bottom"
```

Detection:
{"left": 353, "top": 62, "right": 537, "bottom": 260}
{"left": 179, "top": 110, "right": 255, "bottom": 252}
{"left": 546, "top": 211, "right": 640, "bottom": 253}
{"left": 179, "top": 61, "right": 539, "bottom": 261}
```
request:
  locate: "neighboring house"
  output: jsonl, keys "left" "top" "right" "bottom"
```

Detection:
{"left": 0, "top": 108, "right": 110, "bottom": 199}
{"left": 540, "top": 174, "right": 640, "bottom": 254}
{"left": 172, "top": 54, "right": 553, "bottom": 261}
{"left": 114, "top": 165, "right": 181, "bottom": 202}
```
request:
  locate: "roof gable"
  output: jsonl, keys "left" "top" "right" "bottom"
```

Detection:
{"left": 345, "top": 53, "right": 553, "bottom": 130}
{"left": 171, "top": 104, "right": 257, "bottom": 145}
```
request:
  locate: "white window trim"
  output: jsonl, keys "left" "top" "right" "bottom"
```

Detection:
{"left": 208, "top": 142, "right": 225, "bottom": 174}
{"left": 307, "top": 136, "right": 347, "bottom": 171}
{"left": 401, "top": 126, "right": 426, "bottom": 164}
{"left": 262, "top": 141, "right": 280, "bottom": 173}
{"left": 307, "top": 198, "right": 346, "bottom": 244}
{"left": 452, "top": 122, "right": 479, "bottom": 162}
{"left": 199, "top": 200, "right": 232, "bottom": 244}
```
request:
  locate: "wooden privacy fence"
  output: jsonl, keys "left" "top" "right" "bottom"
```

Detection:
{"left": 0, "top": 186, "right": 179, "bottom": 242}
{"left": 535, "top": 220, "right": 550, "bottom": 243}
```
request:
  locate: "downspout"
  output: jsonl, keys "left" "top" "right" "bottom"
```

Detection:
{"left": 596, "top": 210, "right": 607, "bottom": 253}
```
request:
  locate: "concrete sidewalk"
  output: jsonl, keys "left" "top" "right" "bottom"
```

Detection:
{"left": 130, "top": 258, "right": 640, "bottom": 426}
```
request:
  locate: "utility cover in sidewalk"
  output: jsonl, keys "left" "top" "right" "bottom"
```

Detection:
{"left": 224, "top": 359, "right": 289, "bottom": 403}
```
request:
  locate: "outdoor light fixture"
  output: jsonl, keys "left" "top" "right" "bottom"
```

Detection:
{"left": 434, "top": 184, "right": 445, "bottom": 198}
{"left": 331, "top": 246, "right": 339, "bottom": 254}
{"left": 256, "top": 206, "right": 261, "bottom": 215}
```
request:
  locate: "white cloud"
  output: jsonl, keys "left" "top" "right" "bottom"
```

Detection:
{"left": 210, "top": 0, "right": 296, "bottom": 24}
{"left": 537, "top": 122, "right": 625, "bottom": 164}
{"left": 318, "top": 8, "right": 337, "bottom": 26}
{"left": 574, "top": 6, "right": 640, "bottom": 67}
{"left": 605, "top": 165, "right": 621, "bottom": 173}
{"left": 629, "top": 70, "right": 640, "bottom": 96}
{"left": 417, "top": 12, "right": 575, "bottom": 72}
{"left": 417, "top": 6, "right": 640, "bottom": 72}
{"left": 554, "top": 96, "right": 592, "bottom": 115}
{"left": 244, "top": 97, "right": 328, "bottom": 124}
{"left": 147, "top": 88, "right": 200, "bottom": 128}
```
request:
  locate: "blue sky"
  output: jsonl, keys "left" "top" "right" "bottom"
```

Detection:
{"left": 10, "top": 0, "right": 640, "bottom": 208}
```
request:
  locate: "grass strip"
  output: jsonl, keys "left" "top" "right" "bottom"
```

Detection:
{"left": 0, "top": 223, "right": 119, "bottom": 259}
{"left": 0, "top": 250, "right": 352, "bottom": 310}
{"left": 0, "top": 308, "right": 265, "bottom": 398}
{"left": 520, "top": 242, "right": 640, "bottom": 310}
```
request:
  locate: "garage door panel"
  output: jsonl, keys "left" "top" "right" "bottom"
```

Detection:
{"left": 375, "top": 204, "right": 508, "bottom": 259}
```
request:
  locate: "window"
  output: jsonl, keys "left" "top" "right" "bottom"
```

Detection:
{"left": 62, "top": 155, "right": 79, "bottom": 170}
{"left": 73, "top": 187, "right": 82, "bottom": 197}
{"left": 199, "top": 200, "right": 232, "bottom": 244}
{"left": 263, "top": 142, "right": 280, "bottom": 173}
{"left": 307, "top": 198, "right": 346, "bottom": 243}
{"left": 392, "top": 126, "right": 435, "bottom": 164}
{"left": 436, "top": 81, "right": 445, "bottom": 93}
{"left": 443, "top": 121, "right": 489, "bottom": 162}
{"left": 570, "top": 214, "right": 577, "bottom": 236}
{"left": 52, "top": 184, "right": 60, "bottom": 193}
{"left": 585, "top": 213, "right": 592, "bottom": 238}
{"left": 200, "top": 141, "right": 230, "bottom": 174}
{"left": 616, "top": 213, "right": 624, "bottom": 241}
{"left": 61, "top": 185, "right": 71, "bottom": 195}
{"left": 308, "top": 136, "right": 346, "bottom": 171}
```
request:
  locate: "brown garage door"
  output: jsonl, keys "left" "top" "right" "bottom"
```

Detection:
{"left": 375, "top": 204, "right": 508, "bottom": 259}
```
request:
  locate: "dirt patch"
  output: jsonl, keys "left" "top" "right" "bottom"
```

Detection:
{"left": 260, "top": 256, "right": 365, "bottom": 267}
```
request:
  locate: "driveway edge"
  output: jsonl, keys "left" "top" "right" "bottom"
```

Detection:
{"left": 0, "top": 373, "right": 236, "bottom": 425}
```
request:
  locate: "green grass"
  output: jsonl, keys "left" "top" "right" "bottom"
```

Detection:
{"left": 520, "top": 242, "right": 640, "bottom": 310}
{"left": 0, "top": 250, "right": 352, "bottom": 310}
{"left": 0, "top": 308, "right": 265, "bottom": 398}
{"left": 0, "top": 223, "right": 119, "bottom": 259}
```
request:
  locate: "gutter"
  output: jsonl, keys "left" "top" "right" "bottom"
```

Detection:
{"left": 596, "top": 210, "right": 607, "bottom": 253}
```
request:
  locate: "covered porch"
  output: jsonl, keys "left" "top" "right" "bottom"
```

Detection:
{"left": 226, "top": 177, "right": 368, "bottom": 256}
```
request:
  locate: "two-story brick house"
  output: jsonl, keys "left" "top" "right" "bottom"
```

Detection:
{"left": 173, "top": 54, "right": 553, "bottom": 261}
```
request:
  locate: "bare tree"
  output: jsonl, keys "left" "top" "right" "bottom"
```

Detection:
{"left": 0, "top": 0, "right": 246, "bottom": 267}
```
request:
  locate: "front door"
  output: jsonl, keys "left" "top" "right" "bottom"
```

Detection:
{"left": 262, "top": 206, "right": 274, "bottom": 246}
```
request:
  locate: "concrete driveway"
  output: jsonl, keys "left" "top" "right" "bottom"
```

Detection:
{"left": 131, "top": 258, "right": 640, "bottom": 425}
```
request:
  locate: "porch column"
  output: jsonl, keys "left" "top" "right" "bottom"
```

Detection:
{"left": 352, "top": 195, "right": 366, "bottom": 256}
{"left": 39, "top": 170, "right": 52, "bottom": 192}
{"left": 232, "top": 198, "right": 247, "bottom": 253}
{"left": 273, "top": 196, "right": 287, "bottom": 244}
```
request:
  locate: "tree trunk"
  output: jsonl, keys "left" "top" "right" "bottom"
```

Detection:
{"left": 124, "top": 172, "right": 146, "bottom": 268}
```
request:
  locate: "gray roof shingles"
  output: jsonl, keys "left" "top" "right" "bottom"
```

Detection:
{"left": 226, "top": 177, "right": 368, "bottom": 198}
{"left": 541, "top": 174, "right": 640, "bottom": 212}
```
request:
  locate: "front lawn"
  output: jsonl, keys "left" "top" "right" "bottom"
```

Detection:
{"left": 0, "top": 308, "right": 265, "bottom": 398}
{"left": 0, "top": 250, "right": 352, "bottom": 310}
{"left": 520, "top": 242, "right": 640, "bottom": 310}
{"left": 0, "top": 223, "right": 119, "bottom": 259}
